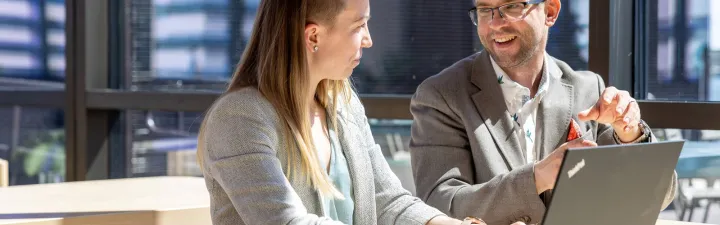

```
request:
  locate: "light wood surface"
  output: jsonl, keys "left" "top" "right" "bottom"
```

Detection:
{"left": 657, "top": 220, "right": 709, "bottom": 225}
{"left": 0, "top": 158, "right": 7, "bottom": 187}
{"left": 0, "top": 176, "right": 711, "bottom": 225}
{"left": 0, "top": 176, "right": 211, "bottom": 225}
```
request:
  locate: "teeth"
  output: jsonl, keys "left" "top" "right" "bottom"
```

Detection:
{"left": 495, "top": 36, "right": 516, "bottom": 43}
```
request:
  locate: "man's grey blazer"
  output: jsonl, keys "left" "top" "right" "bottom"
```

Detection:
{"left": 409, "top": 51, "right": 677, "bottom": 225}
{"left": 200, "top": 87, "right": 444, "bottom": 225}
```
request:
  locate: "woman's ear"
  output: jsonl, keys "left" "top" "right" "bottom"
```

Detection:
{"left": 305, "top": 23, "right": 321, "bottom": 52}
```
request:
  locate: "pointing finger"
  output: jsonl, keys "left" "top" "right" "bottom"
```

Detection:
{"left": 614, "top": 91, "right": 632, "bottom": 117}
{"left": 602, "top": 86, "right": 619, "bottom": 105}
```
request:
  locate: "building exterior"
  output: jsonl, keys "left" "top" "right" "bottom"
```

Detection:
{"left": 0, "top": 0, "right": 66, "bottom": 185}
{"left": 0, "top": 0, "right": 64, "bottom": 81}
{"left": 648, "top": 0, "right": 711, "bottom": 101}
{"left": 131, "top": 0, "right": 258, "bottom": 89}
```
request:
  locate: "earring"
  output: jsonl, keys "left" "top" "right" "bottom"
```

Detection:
{"left": 313, "top": 45, "right": 319, "bottom": 52}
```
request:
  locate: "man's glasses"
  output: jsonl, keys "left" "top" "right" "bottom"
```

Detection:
{"left": 468, "top": 0, "right": 546, "bottom": 26}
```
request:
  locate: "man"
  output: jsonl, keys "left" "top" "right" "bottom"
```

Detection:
{"left": 408, "top": 0, "right": 678, "bottom": 224}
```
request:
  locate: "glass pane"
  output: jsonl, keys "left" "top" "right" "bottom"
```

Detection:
{"left": 654, "top": 129, "right": 720, "bottom": 223}
{"left": 0, "top": 107, "right": 65, "bottom": 186}
{"left": 130, "top": 110, "right": 202, "bottom": 177}
{"left": 547, "top": 0, "right": 590, "bottom": 70}
{"left": 126, "top": 0, "right": 588, "bottom": 94}
{"left": 641, "top": 0, "right": 719, "bottom": 101}
{"left": 128, "top": 0, "right": 248, "bottom": 91}
{"left": 125, "top": 112, "right": 416, "bottom": 191}
{"left": 0, "top": 0, "right": 65, "bottom": 87}
{"left": 368, "top": 119, "right": 415, "bottom": 195}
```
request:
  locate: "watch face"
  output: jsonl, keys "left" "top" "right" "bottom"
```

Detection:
{"left": 614, "top": 120, "right": 651, "bottom": 144}
{"left": 640, "top": 120, "right": 651, "bottom": 134}
{"left": 636, "top": 121, "right": 651, "bottom": 142}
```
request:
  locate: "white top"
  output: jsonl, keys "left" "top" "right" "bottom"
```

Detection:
{"left": 489, "top": 53, "right": 559, "bottom": 163}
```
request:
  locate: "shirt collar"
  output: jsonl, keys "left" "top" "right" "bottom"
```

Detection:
{"left": 489, "top": 52, "right": 557, "bottom": 94}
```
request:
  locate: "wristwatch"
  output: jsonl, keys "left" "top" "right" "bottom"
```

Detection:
{"left": 461, "top": 217, "right": 485, "bottom": 225}
{"left": 614, "top": 119, "right": 651, "bottom": 144}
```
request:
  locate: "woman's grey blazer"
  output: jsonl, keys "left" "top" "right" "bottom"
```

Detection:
{"left": 200, "top": 87, "right": 445, "bottom": 225}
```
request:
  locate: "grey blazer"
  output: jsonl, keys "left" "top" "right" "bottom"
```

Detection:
{"left": 409, "top": 51, "right": 677, "bottom": 225}
{"left": 200, "top": 87, "right": 444, "bottom": 225}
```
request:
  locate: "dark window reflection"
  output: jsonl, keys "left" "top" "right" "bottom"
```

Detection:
{"left": 643, "top": 0, "right": 719, "bottom": 102}
{"left": 128, "top": 0, "right": 589, "bottom": 94}
{"left": 0, "top": 0, "right": 65, "bottom": 84}
{"left": 0, "top": 0, "right": 66, "bottom": 186}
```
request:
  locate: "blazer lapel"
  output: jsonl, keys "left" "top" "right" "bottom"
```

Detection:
{"left": 470, "top": 51, "right": 524, "bottom": 170}
{"left": 335, "top": 108, "right": 375, "bottom": 224}
{"left": 537, "top": 57, "right": 572, "bottom": 159}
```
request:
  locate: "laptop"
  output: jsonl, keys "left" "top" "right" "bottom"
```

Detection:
{"left": 541, "top": 140, "right": 685, "bottom": 225}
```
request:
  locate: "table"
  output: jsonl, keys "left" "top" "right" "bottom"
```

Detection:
{"left": 657, "top": 220, "right": 710, "bottom": 225}
{"left": 0, "top": 158, "right": 7, "bottom": 187}
{"left": 0, "top": 176, "right": 211, "bottom": 225}
{"left": 676, "top": 141, "right": 720, "bottom": 179}
{"left": 0, "top": 176, "right": 711, "bottom": 225}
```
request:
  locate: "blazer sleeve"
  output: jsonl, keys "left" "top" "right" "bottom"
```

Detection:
{"left": 592, "top": 74, "right": 677, "bottom": 210}
{"left": 409, "top": 82, "right": 546, "bottom": 225}
{"left": 203, "top": 95, "right": 346, "bottom": 225}
{"left": 347, "top": 95, "right": 446, "bottom": 225}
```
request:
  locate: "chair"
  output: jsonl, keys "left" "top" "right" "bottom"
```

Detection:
{"left": 675, "top": 178, "right": 720, "bottom": 223}
{"left": 0, "top": 158, "right": 7, "bottom": 187}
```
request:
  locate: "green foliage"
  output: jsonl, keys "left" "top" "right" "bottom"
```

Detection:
{"left": 12, "top": 130, "right": 65, "bottom": 178}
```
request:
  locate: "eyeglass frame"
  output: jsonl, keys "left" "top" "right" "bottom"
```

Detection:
{"left": 467, "top": 0, "right": 546, "bottom": 26}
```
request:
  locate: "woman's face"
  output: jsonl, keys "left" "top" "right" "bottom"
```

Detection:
{"left": 306, "top": 0, "right": 373, "bottom": 81}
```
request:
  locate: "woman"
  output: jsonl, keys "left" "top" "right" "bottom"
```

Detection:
{"left": 196, "top": 0, "right": 527, "bottom": 224}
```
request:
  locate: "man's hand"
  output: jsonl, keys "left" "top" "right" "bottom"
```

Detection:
{"left": 534, "top": 139, "right": 598, "bottom": 194}
{"left": 578, "top": 86, "right": 642, "bottom": 143}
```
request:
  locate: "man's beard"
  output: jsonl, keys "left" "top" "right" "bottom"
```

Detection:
{"left": 482, "top": 28, "right": 542, "bottom": 69}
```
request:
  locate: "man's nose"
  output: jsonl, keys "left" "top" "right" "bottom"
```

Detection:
{"left": 488, "top": 9, "right": 508, "bottom": 29}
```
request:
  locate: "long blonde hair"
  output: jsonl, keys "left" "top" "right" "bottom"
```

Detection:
{"left": 196, "top": 0, "right": 353, "bottom": 197}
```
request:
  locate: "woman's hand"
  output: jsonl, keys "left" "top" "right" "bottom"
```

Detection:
{"left": 426, "top": 216, "right": 466, "bottom": 225}
{"left": 426, "top": 216, "right": 530, "bottom": 225}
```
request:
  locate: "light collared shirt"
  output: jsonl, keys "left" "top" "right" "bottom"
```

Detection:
{"left": 489, "top": 53, "right": 558, "bottom": 163}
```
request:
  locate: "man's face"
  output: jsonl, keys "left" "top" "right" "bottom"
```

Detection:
{"left": 474, "top": 0, "right": 556, "bottom": 68}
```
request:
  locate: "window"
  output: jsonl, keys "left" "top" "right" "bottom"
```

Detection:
{"left": 547, "top": 0, "right": 589, "bottom": 70}
{"left": 121, "top": 0, "right": 591, "bottom": 181}
{"left": 127, "top": 0, "right": 589, "bottom": 94}
{"left": 128, "top": 0, "right": 247, "bottom": 90}
{"left": 125, "top": 111, "right": 416, "bottom": 193}
{"left": 129, "top": 110, "right": 202, "bottom": 177}
{"left": 653, "top": 128, "right": 720, "bottom": 223}
{"left": 0, "top": 107, "right": 65, "bottom": 185}
{"left": 0, "top": 0, "right": 65, "bottom": 186}
{"left": 0, "top": 0, "right": 65, "bottom": 83}
{"left": 640, "top": 0, "right": 719, "bottom": 101}
{"left": 636, "top": 0, "right": 720, "bottom": 222}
